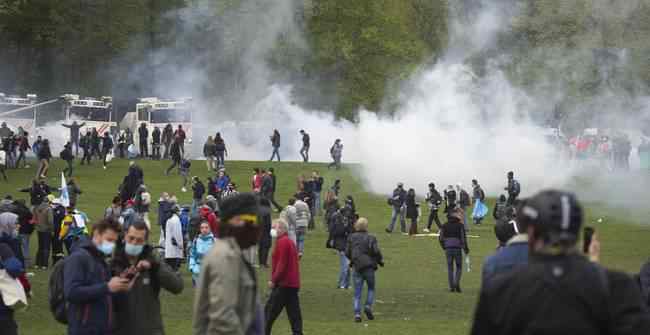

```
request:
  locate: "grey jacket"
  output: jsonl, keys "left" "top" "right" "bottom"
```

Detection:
{"left": 193, "top": 237, "right": 259, "bottom": 335}
{"left": 34, "top": 202, "right": 53, "bottom": 233}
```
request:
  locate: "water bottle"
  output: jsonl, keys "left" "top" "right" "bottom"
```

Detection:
{"left": 465, "top": 255, "right": 471, "bottom": 273}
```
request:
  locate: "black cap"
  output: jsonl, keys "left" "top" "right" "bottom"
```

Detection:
{"left": 220, "top": 193, "right": 259, "bottom": 223}
{"left": 520, "top": 190, "right": 582, "bottom": 244}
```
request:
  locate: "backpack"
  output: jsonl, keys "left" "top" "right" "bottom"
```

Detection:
{"left": 48, "top": 259, "right": 68, "bottom": 324}
{"left": 179, "top": 208, "right": 191, "bottom": 236}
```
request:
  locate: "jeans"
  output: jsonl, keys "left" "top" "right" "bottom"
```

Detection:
{"left": 36, "top": 232, "right": 52, "bottom": 268}
{"left": 296, "top": 227, "right": 306, "bottom": 255}
{"left": 427, "top": 208, "right": 441, "bottom": 230}
{"left": 313, "top": 191, "right": 321, "bottom": 216}
{"left": 300, "top": 145, "right": 309, "bottom": 162}
{"left": 16, "top": 150, "right": 26, "bottom": 168}
{"left": 265, "top": 287, "right": 303, "bottom": 335}
{"left": 387, "top": 206, "right": 405, "bottom": 232}
{"left": 338, "top": 251, "right": 350, "bottom": 288}
{"left": 353, "top": 269, "right": 376, "bottom": 315}
{"left": 445, "top": 248, "right": 463, "bottom": 290}
{"left": 216, "top": 151, "right": 225, "bottom": 167}
{"left": 270, "top": 147, "right": 280, "bottom": 161}
{"left": 19, "top": 233, "right": 31, "bottom": 267}
{"left": 72, "top": 138, "right": 80, "bottom": 156}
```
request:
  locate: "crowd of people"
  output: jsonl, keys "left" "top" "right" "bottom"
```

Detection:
{"left": 0, "top": 121, "right": 649, "bottom": 335}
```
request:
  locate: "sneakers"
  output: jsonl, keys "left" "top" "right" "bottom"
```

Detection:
{"left": 364, "top": 307, "right": 375, "bottom": 321}
{"left": 385, "top": 228, "right": 391, "bottom": 233}
{"left": 354, "top": 315, "right": 362, "bottom": 323}
{"left": 181, "top": 187, "right": 187, "bottom": 192}
{"left": 103, "top": 166, "right": 107, "bottom": 170}
{"left": 423, "top": 228, "right": 430, "bottom": 233}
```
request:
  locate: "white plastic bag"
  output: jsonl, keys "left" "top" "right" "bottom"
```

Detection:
{"left": 0, "top": 269, "right": 28, "bottom": 309}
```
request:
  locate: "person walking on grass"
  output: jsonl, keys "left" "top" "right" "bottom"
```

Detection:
{"left": 294, "top": 195, "right": 311, "bottom": 258}
{"left": 269, "top": 129, "right": 281, "bottom": 162}
{"left": 386, "top": 183, "right": 406, "bottom": 234}
{"left": 471, "top": 179, "right": 487, "bottom": 226}
{"left": 258, "top": 198, "right": 273, "bottom": 268}
{"left": 36, "top": 139, "right": 52, "bottom": 178}
{"left": 299, "top": 130, "right": 310, "bottom": 162}
{"left": 214, "top": 132, "right": 227, "bottom": 168}
{"left": 328, "top": 207, "right": 352, "bottom": 289}
{"left": 188, "top": 221, "right": 215, "bottom": 286}
{"left": 424, "top": 183, "right": 443, "bottom": 233}
{"left": 193, "top": 193, "right": 263, "bottom": 335}
{"left": 439, "top": 210, "right": 470, "bottom": 293}
{"left": 165, "top": 137, "right": 182, "bottom": 176}
{"left": 34, "top": 197, "right": 53, "bottom": 269}
{"left": 64, "top": 219, "right": 132, "bottom": 335}
{"left": 60, "top": 142, "right": 74, "bottom": 177}
{"left": 111, "top": 220, "right": 184, "bottom": 335}
{"left": 203, "top": 136, "right": 217, "bottom": 171}
{"left": 101, "top": 132, "right": 113, "bottom": 170}
{"left": 80, "top": 131, "right": 92, "bottom": 165}
{"left": 328, "top": 139, "right": 343, "bottom": 170}
{"left": 346, "top": 217, "right": 383, "bottom": 323}
{"left": 266, "top": 218, "right": 303, "bottom": 335}
{"left": 164, "top": 205, "right": 184, "bottom": 272}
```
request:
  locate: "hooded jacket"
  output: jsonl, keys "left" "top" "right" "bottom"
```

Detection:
{"left": 189, "top": 233, "right": 216, "bottom": 278}
{"left": 199, "top": 207, "right": 219, "bottom": 237}
{"left": 63, "top": 238, "right": 114, "bottom": 335}
{"left": 111, "top": 245, "right": 184, "bottom": 335}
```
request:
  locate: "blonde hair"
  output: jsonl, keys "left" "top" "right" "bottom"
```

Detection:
{"left": 273, "top": 218, "right": 289, "bottom": 233}
{"left": 354, "top": 217, "right": 369, "bottom": 232}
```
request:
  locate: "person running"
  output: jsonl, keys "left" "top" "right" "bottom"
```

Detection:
{"left": 346, "top": 217, "right": 383, "bottom": 323}
{"left": 180, "top": 158, "right": 192, "bottom": 193}
{"left": 439, "top": 210, "right": 470, "bottom": 293}
{"left": 269, "top": 129, "right": 281, "bottom": 162}
{"left": 424, "top": 183, "right": 443, "bottom": 233}
{"left": 111, "top": 220, "right": 184, "bottom": 335}
{"left": 165, "top": 137, "right": 182, "bottom": 176}
{"left": 188, "top": 221, "right": 215, "bottom": 286}
{"left": 299, "top": 130, "right": 310, "bottom": 162}
{"left": 328, "top": 139, "right": 343, "bottom": 170}
{"left": 265, "top": 218, "right": 303, "bottom": 335}
{"left": 193, "top": 193, "right": 263, "bottom": 335}
{"left": 64, "top": 219, "right": 131, "bottom": 335}
{"left": 471, "top": 190, "right": 650, "bottom": 335}
{"left": 62, "top": 121, "right": 86, "bottom": 156}
{"left": 386, "top": 183, "right": 406, "bottom": 233}
{"left": 80, "top": 131, "right": 92, "bottom": 165}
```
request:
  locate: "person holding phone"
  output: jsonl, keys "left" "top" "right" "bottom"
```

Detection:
{"left": 111, "top": 219, "right": 184, "bottom": 335}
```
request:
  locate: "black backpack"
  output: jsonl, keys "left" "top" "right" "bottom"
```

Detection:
{"left": 512, "top": 180, "right": 521, "bottom": 196}
{"left": 48, "top": 259, "right": 68, "bottom": 324}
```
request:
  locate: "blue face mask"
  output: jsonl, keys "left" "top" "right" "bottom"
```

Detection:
{"left": 124, "top": 243, "right": 144, "bottom": 257}
{"left": 97, "top": 241, "right": 116, "bottom": 256}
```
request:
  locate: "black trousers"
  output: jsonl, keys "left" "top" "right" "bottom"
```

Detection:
{"left": 259, "top": 246, "right": 270, "bottom": 267}
{"left": 36, "top": 232, "right": 52, "bottom": 268}
{"left": 266, "top": 193, "right": 283, "bottom": 212}
{"left": 81, "top": 148, "right": 91, "bottom": 164}
{"left": 139, "top": 141, "right": 148, "bottom": 157}
{"left": 152, "top": 144, "right": 161, "bottom": 159}
{"left": 0, "top": 317, "right": 17, "bottom": 335}
{"left": 165, "top": 258, "right": 182, "bottom": 272}
{"left": 51, "top": 233, "right": 64, "bottom": 264}
{"left": 427, "top": 209, "right": 441, "bottom": 230}
{"left": 265, "top": 287, "right": 303, "bottom": 335}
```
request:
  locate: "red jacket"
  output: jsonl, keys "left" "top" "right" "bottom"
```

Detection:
{"left": 200, "top": 206, "right": 219, "bottom": 237}
{"left": 271, "top": 234, "right": 300, "bottom": 288}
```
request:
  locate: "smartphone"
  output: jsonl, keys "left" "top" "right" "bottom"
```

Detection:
{"left": 583, "top": 226, "right": 595, "bottom": 254}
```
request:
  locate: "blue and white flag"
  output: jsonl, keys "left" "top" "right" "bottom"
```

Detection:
{"left": 60, "top": 172, "right": 70, "bottom": 207}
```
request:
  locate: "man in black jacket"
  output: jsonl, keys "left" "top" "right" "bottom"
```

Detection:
{"left": 151, "top": 126, "right": 161, "bottom": 160}
{"left": 385, "top": 183, "right": 406, "bottom": 233}
{"left": 299, "top": 130, "right": 310, "bottom": 162}
{"left": 471, "top": 190, "right": 650, "bottom": 335}
{"left": 424, "top": 183, "right": 443, "bottom": 232}
{"left": 138, "top": 123, "right": 149, "bottom": 158}
{"left": 346, "top": 217, "right": 383, "bottom": 322}
{"left": 62, "top": 121, "right": 86, "bottom": 156}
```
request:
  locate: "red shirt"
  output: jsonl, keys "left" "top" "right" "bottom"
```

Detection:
{"left": 271, "top": 234, "right": 300, "bottom": 288}
{"left": 200, "top": 207, "right": 219, "bottom": 237}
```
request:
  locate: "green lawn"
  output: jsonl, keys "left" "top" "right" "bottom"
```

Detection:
{"left": 3, "top": 158, "right": 650, "bottom": 335}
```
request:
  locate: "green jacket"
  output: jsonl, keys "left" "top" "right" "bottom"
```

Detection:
{"left": 111, "top": 246, "right": 184, "bottom": 335}
{"left": 193, "top": 237, "right": 259, "bottom": 335}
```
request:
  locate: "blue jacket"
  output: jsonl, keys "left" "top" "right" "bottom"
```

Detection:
{"left": 0, "top": 241, "right": 23, "bottom": 321}
{"left": 189, "top": 233, "right": 215, "bottom": 278}
{"left": 482, "top": 234, "right": 529, "bottom": 284}
{"left": 64, "top": 239, "right": 113, "bottom": 335}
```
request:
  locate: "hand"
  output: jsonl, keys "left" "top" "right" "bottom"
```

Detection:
{"left": 108, "top": 277, "right": 131, "bottom": 293}
{"left": 136, "top": 260, "right": 152, "bottom": 271}
{"left": 268, "top": 281, "right": 275, "bottom": 289}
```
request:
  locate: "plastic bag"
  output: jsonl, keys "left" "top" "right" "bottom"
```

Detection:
{"left": 472, "top": 199, "right": 488, "bottom": 219}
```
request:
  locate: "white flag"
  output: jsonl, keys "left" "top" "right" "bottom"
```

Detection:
{"left": 60, "top": 172, "right": 70, "bottom": 207}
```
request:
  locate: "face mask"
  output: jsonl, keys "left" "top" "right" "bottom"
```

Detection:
{"left": 124, "top": 243, "right": 144, "bottom": 256}
{"left": 97, "top": 241, "right": 115, "bottom": 256}
{"left": 270, "top": 229, "right": 278, "bottom": 239}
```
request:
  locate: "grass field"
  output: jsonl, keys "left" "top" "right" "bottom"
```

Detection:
{"left": 3, "top": 158, "right": 650, "bottom": 335}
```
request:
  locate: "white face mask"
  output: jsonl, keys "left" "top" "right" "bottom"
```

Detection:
{"left": 270, "top": 228, "right": 278, "bottom": 239}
